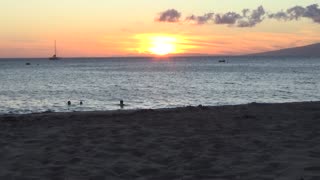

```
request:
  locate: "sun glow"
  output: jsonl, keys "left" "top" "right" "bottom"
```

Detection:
{"left": 134, "top": 34, "right": 191, "bottom": 56}
{"left": 149, "top": 36, "right": 176, "bottom": 55}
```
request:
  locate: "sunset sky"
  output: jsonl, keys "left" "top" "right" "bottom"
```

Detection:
{"left": 1, "top": 0, "right": 320, "bottom": 57}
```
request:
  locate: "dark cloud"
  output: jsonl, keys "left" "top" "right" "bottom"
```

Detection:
{"left": 304, "top": 4, "right": 320, "bottom": 23}
{"left": 215, "top": 12, "right": 242, "bottom": 24}
{"left": 269, "top": 4, "right": 320, "bottom": 23}
{"left": 268, "top": 11, "right": 289, "bottom": 20}
{"left": 287, "top": 6, "right": 306, "bottom": 20}
{"left": 157, "top": 4, "right": 320, "bottom": 27}
{"left": 237, "top": 6, "right": 266, "bottom": 27}
{"left": 242, "top": 9, "right": 250, "bottom": 17}
{"left": 156, "top": 9, "right": 181, "bottom": 23}
{"left": 185, "top": 7, "right": 265, "bottom": 27}
{"left": 186, "top": 13, "right": 214, "bottom": 24}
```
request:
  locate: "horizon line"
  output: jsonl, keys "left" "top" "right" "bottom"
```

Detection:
{"left": 0, "top": 54, "right": 242, "bottom": 59}
{"left": 0, "top": 54, "right": 318, "bottom": 59}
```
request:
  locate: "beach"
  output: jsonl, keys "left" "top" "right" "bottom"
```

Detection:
{"left": 1, "top": 102, "right": 320, "bottom": 179}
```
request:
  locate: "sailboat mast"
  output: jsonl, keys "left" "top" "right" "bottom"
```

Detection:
{"left": 54, "top": 40, "right": 57, "bottom": 55}
{"left": 49, "top": 40, "right": 60, "bottom": 60}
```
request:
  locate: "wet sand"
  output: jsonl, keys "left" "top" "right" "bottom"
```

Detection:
{"left": 1, "top": 102, "right": 320, "bottom": 179}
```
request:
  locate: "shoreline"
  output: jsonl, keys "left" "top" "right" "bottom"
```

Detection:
{"left": 1, "top": 100, "right": 319, "bottom": 118}
{"left": 1, "top": 101, "right": 320, "bottom": 179}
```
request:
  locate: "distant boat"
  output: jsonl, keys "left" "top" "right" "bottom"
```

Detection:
{"left": 219, "top": 59, "right": 226, "bottom": 63}
{"left": 49, "top": 41, "right": 60, "bottom": 60}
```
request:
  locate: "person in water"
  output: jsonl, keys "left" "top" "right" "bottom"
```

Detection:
{"left": 67, "top": 101, "right": 71, "bottom": 106}
{"left": 80, "top": 101, "right": 83, "bottom": 105}
{"left": 120, "top": 100, "right": 124, "bottom": 108}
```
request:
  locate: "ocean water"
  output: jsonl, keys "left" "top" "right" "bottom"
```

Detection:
{"left": 0, "top": 56, "right": 319, "bottom": 114}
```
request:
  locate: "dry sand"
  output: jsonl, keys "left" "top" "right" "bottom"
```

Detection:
{"left": 1, "top": 102, "right": 320, "bottom": 180}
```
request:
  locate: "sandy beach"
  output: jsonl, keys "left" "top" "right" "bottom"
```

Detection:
{"left": 1, "top": 102, "right": 320, "bottom": 179}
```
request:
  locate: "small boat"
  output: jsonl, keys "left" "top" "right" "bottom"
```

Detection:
{"left": 49, "top": 40, "right": 60, "bottom": 60}
{"left": 219, "top": 59, "right": 226, "bottom": 63}
{"left": 49, "top": 54, "right": 59, "bottom": 60}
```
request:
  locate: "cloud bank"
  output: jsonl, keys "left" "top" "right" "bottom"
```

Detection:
{"left": 156, "top": 4, "right": 320, "bottom": 27}
{"left": 269, "top": 4, "right": 320, "bottom": 23}
{"left": 156, "top": 9, "right": 181, "bottom": 23}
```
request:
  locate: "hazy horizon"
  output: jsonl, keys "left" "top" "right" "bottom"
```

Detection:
{"left": 1, "top": 42, "right": 320, "bottom": 59}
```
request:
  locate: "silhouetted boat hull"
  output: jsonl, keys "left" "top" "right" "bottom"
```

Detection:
{"left": 49, "top": 55, "right": 60, "bottom": 60}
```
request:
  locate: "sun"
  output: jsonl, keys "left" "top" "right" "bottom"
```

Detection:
{"left": 148, "top": 36, "right": 177, "bottom": 56}
{"left": 134, "top": 34, "right": 191, "bottom": 56}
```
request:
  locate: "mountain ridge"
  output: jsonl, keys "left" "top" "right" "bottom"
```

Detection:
{"left": 248, "top": 43, "right": 320, "bottom": 57}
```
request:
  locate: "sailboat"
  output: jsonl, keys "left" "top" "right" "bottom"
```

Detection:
{"left": 49, "top": 40, "right": 60, "bottom": 60}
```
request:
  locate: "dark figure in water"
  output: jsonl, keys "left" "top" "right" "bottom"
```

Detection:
{"left": 67, "top": 101, "right": 71, "bottom": 106}
{"left": 120, "top": 100, "right": 124, "bottom": 108}
{"left": 80, "top": 101, "right": 83, "bottom": 105}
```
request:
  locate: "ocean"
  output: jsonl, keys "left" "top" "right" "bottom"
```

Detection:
{"left": 0, "top": 56, "right": 319, "bottom": 114}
